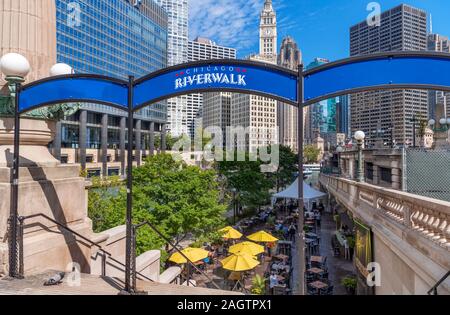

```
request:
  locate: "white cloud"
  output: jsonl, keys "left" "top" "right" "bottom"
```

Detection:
{"left": 189, "top": 0, "right": 263, "bottom": 56}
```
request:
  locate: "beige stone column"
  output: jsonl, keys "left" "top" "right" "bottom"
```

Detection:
{"left": 391, "top": 168, "right": 401, "bottom": 190}
{"left": 0, "top": 0, "right": 57, "bottom": 88}
{"left": 373, "top": 165, "right": 380, "bottom": 185}
{"left": 0, "top": 1, "right": 95, "bottom": 276}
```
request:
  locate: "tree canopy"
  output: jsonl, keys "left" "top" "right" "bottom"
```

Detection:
{"left": 88, "top": 154, "right": 226, "bottom": 256}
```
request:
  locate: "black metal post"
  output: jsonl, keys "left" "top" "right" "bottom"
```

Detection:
{"left": 9, "top": 82, "right": 21, "bottom": 278}
{"left": 120, "top": 116, "right": 126, "bottom": 176}
{"left": 149, "top": 121, "right": 155, "bottom": 156}
{"left": 161, "top": 124, "right": 167, "bottom": 153}
{"left": 297, "top": 64, "right": 305, "bottom": 295}
{"left": 124, "top": 76, "right": 134, "bottom": 293}
{"left": 135, "top": 120, "right": 141, "bottom": 166}
{"left": 79, "top": 110, "right": 87, "bottom": 170}
{"left": 232, "top": 190, "right": 236, "bottom": 225}
{"left": 101, "top": 113, "right": 108, "bottom": 177}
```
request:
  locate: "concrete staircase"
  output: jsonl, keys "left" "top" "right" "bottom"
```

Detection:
{"left": 0, "top": 271, "right": 241, "bottom": 295}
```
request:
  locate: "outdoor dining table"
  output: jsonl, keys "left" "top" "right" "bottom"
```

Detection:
{"left": 310, "top": 256, "right": 325, "bottom": 263}
{"left": 305, "top": 238, "right": 314, "bottom": 244}
{"left": 310, "top": 281, "right": 328, "bottom": 290}
{"left": 274, "top": 254, "right": 289, "bottom": 261}
{"left": 307, "top": 268, "right": 324, "bottom": 275}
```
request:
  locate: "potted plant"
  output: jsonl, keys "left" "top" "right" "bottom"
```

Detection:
{"left": 251, "top": 275, "right": 266, "bottom": 295}
{"left": 341, "top": 276, "right": 357, "bottom": 295}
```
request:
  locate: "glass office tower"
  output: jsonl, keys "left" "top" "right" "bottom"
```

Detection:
{"left": 306, "top": 58, "right": 338, "bottom": 146}
{"left": 55, "top": 0, "right": 168, "bottom": 150}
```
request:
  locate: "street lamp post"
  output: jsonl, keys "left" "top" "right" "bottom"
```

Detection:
{"left": 411, "top": 115, "right": 419, "bottom": 148}
{"left": 428, "top": 118, "right": 450, "bottom": 148}
{"left": 1, "top": 53, "right": 74, "bottom": 278}
{"left": 0, "top": 53, "right": 30, "bottom": 278}
{"left": 336, "top": 146, "right": 344, "bottom": 176}
{"left": 354, "top": 131, "right": 365, "bottom": 182}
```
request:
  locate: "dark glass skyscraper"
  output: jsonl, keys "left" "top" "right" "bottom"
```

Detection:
{"left": 56, "top": 0, "right": 168, "bottom": 123}
{"left": 53, "top": 0, "right": 169, "bottom": 175}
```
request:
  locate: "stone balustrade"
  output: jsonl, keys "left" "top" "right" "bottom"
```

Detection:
{"left": 320, "top": 174, "right": 450, "bottom": 251}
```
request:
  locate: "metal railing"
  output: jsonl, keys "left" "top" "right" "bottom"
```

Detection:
{"left": 131, "top": 220, "right": 222, "bottom": 292}
{"left": 428, "top": 271, "right": 450, "bottom": 295}
{"left": 14, "top": 213, "right": 153, "bottom": 283}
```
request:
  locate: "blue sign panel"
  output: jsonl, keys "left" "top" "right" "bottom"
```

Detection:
{"left": 133, "top": 62, "right": 298, "bottom": 110}
{"left": 304, "top": 54, "right": 450, "bottom": 105}
{"left": 19, "top": 76, "right": 128, "bottom": 113}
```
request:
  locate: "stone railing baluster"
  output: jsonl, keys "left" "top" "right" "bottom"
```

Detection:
{"left": 319, "top": 174, "right": 450, "bottom": 250}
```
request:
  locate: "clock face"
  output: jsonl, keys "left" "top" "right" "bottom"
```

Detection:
{"left": 265, "top": 29, "right": 272, "bottom": 36}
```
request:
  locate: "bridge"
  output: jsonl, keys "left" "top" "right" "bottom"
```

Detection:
{"left": 319, "top": 174, "right": 450, "bottom": 295}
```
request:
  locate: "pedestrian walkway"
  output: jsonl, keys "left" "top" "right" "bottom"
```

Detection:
{"left": 318, "top": 212, "right": 355, "bottom": 295}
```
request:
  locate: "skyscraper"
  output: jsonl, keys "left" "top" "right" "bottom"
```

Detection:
{"left": 350, "top": 4, "right": 428, "bottom": 146}
{"left": 55, "top": 0, "right": 169, "bottom": 175}
{"left": 190, "top": 38, "right": 236, "bottom": 144}
{"left": 231, "top": 0, "right": 278, "bottom": 152}
{"left": 336, "top": 95, "right": 351, "bottom": 137}
{"left": 187, "top": 37, "right": 236, "bottom": 139}
{"left": 305, "top": 58, "right": 338, "bottom": 147}
{"left": 277, "top": 37, "right": 302, "bottom": 152}
{"left": 154, "top": 0, "right": 189, "bottom": 137}
{"left": 428, "top": 33, "right": 450, "bottom": 119}
{"left": 259, "top": 0, "right": 277, "bottom": 64}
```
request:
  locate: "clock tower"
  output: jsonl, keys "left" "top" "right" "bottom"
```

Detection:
{"left": 259, "top": 0, "right": 277, "bottom": 62}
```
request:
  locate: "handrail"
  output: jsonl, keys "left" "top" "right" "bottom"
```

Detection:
{"left": 427, "top": 271, "right": 450, "bottom": 295}
{"left": 132, "top": 220, "right": 223, "bottom": 291}
{"left": 18, "top": 213, "right": 153, "bottom": 282}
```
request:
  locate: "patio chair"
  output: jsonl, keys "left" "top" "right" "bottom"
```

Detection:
{"left": 326, "top": 285, "right": 334, "bottom": 295}
{"left": 307, "top": 285, "right": 318, "bottom": 295}
{"left": 319, "top": 272, "right": 329, "bottom": 281}
{"left": 305, "top": 273, "right": 315, "bottom": 283}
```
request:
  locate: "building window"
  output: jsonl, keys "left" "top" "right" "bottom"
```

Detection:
{"left": 379, "top": 167, "right": 392, "bottom": 183}
{"left": 366, "top": 163, "right": 374, "bottom": 180}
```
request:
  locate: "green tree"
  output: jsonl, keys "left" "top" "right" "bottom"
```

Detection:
{"left": 217, "top": 152, "right": 274, "bottom": 213}
{"left": 274, "top": 145, "right": 297, "bottom": 191}
{"left": 88, "top": 154, "right": 227, "bottom": 257}
{"left": 303, "top": 145, "right": 321, "bottom": 163}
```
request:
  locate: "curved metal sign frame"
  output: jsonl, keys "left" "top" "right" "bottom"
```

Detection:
{"left": 303, "top": 51, "right": 450, "bottom": 106}
{"left": 18, "top": 74, "right": 129, "bottom": 114}
{"left": 132, "top": 59, "right": 299, "bottom": 110}
{"left": 10, "top": 51, "right": 450, "bottom": 293}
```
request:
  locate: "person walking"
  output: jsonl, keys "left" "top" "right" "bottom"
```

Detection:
{"left": 315, "top": 211, "right": 321, "bottom": 228}
{"left": 288, "top": 223, "right": 297, "bottom": 242}
{"left": 269, "top": 272, "right": 279, "bottom": 295}
{"left": 343, "top": 238, "right": 350, "bottom": 260}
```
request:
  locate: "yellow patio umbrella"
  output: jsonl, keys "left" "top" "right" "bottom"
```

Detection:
{"left": 220, "top": 252, "right": 260, "bottom": 272}
{"left": 247, "top": 231, "right": 279, "bottom": 243}
{"left": 229, "top": 241, "right": 265, "bottom": 256}
{"left": 169, "top": 247, "right": 209, "bottom": 264}
{"left": 219, "top": 226, "right": 243, "bottom": 239}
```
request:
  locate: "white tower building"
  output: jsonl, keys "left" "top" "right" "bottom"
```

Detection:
{"left": 230, "top": 0, "right": 279, "bottom": 153}
{"left": 154, "top": 0, "right": 189, "bottom": 137}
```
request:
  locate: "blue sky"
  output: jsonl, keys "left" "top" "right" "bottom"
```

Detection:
{"left": 189, "top": 0, "right": 450, "bottom": 64}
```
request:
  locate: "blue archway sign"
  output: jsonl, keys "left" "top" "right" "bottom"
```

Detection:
{"left": 10, "top": 51, "right": 450, "bottom": 293}
{"left": 133, "top": 60, "right": 299, "bottom": 110}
